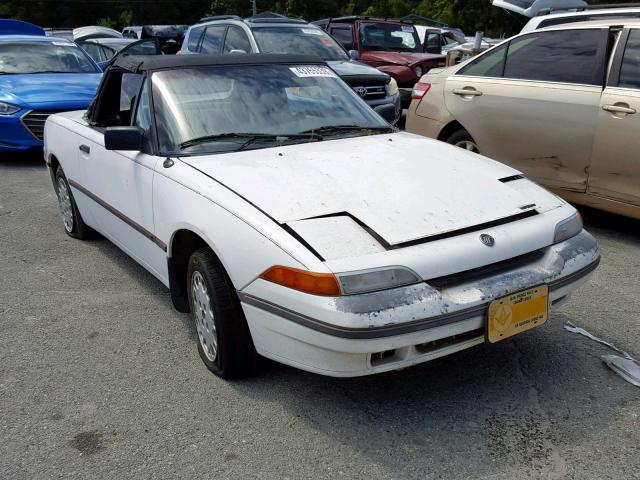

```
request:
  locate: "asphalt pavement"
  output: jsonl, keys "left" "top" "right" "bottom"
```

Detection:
{"left": 1, "top": 154, "right": 639, "bottom": 480}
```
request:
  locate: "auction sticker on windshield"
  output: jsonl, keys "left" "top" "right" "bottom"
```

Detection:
{"left": 487, "top": 285, "right": 548, "bottom": 343}
{"left": 290, "top": 66, "right": 337, "bottom": 78}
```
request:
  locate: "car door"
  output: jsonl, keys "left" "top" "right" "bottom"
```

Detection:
{"left": 587, "top": 28, "right": 640, "bottom": 207}
{"left": 78, "top": 73, "right": 167, "bottom": 281}
{"left": 445, "top": 28, "right": 609, "bottom": 191}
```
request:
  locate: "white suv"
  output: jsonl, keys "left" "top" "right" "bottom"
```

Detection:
{"left": 522, "top": 5, "right": 640, "bottom": 33}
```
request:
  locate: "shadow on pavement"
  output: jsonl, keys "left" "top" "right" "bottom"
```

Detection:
{"left": 228, "top": 313, "right": 637, "bottom": 478}
{"left": 0, "top": 150, "right": 46, "bottom": 168}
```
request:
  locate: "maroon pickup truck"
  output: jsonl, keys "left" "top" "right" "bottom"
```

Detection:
{"left": 313, "top": 16, "right": 446, "bottom": 107}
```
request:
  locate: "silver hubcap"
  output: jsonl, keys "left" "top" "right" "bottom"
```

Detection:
{"left": 56, "top": 177, "right": 74, "bottom": 233}
{"left": 455, "top": 140, "right": 479, "bottom": 153}
{"left": 191, "top": 271, "right": 218, "bottom": 362}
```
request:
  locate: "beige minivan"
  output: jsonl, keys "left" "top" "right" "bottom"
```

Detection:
{"left": 406, "top": 20, "right": 640, "bottom": 219}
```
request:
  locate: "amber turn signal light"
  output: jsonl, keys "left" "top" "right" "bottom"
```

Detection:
{"left": 260, "top": 266, "right": 341, "bottom": 296}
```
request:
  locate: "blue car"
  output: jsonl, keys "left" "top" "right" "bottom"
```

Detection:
{"left": 0, "top": 32, "right": 102, "bottom": 153}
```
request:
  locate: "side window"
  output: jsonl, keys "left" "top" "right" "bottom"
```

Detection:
{"left": 458, "top": 43, "right": 507, "bottom": 77}
{"left": 618, "top": 30, "right": 640, "bottom": 89}
{"left": 424, "top": 32, "right": 442, "bottom": 53}
{"left": 200, "top": 25, "right": 226, "bottom": 54}
{"left": 102, "top": 45, "right": 117, "bottom": 61}
{"left": 223, "top": 26, "right": 251, "bottom": 53}
{"left": 133, "top": 80, "right": 151, "bottom": 130}
{"left": 92, "top": 72, "right": 143, "bottom": 127}
{"left": 331, "top": 26, "right": 354, "bottom": 50}
{"left": 426, "top": 33, "right": 440, "bottom": 49}
{"left": 80, "top": 42, "right": 104, "bottom": 63}
{"left": 503, "top": 29, "right": 606, "bottom": 86}
{"left": 120, "top": 73, "right": 144, "bottom": 124}
{"left": 188, "top": 26, "right": 205, "bottom": 51}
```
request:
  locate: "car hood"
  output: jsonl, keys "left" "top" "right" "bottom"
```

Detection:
{"left": 361, "top": 51, "right": 444, "bottom": 66}
{"left": 181, "top": 132, "right": 560, "bottom": 247}
{"left": 327, "top": 60, "right": 389, "bottom": 80}
{"left": 0, "top": 73, "right": 102, "bottom": 108}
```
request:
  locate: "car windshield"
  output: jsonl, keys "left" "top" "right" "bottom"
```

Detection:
{"left": 152, "top": 64, "right": 390, "bottom": 154}
{"left": 252, "top": 26, "right": 349, "bottom": 61}
{"left": 0, "top": 42, "right": 99, "bottom": 74}
{"left": 359, "top": 22, "right": 421, "bottom": 52}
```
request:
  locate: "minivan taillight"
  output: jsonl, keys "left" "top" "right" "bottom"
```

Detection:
{"left": 412, "top": 83, "right": 431, "bottom": 100}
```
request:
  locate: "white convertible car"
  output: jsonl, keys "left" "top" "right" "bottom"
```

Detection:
{"left": 44, "top": 54, "right": 599, "bottom": 378}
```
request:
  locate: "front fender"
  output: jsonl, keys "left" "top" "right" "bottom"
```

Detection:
{"left": 154, "top": 161, "right": 325, "bottom": 291}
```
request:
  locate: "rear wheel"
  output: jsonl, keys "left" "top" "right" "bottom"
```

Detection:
{"left": 187, "top": 247, "right": 257, "bottom": 379}
{"left": 445, "top": 129, "right": 479, "bottom": 153}
{"left": 54, "top": 168, "right": 91, "bottom": 239}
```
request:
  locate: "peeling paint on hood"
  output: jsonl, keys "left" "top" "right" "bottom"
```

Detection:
{"left": 182, "top": 132, "right": 561, "bottom": 247}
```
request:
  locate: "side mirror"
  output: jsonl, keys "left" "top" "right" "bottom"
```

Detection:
{"left": 229, "top": 49, "right": 248, "bottom": 54}
{"left": 104, "top": 126, "right": 144, "bottom": 151}
{"left": 348, "top": 49, "right": 360, "bottom": 61}
{"left": 374, "top": 104, "right": 397, "bottom": 124}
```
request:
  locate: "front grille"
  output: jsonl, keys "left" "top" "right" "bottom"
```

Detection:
{"left": 351, "top": 85, "right": 387, "bottom": 100}
{"left": 21, "top": 110, "right": 62, "bottom": 141}
{"left": 427, "top": 249, "right": 546, "bottom": 291}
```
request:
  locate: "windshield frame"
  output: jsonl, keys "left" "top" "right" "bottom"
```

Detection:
{"left": 251, "top": 24, "right": 350, "bottom": 61}
{"left": 0, "top": 40, "right": 100, "bottom": 74}
{"left": 148, "top": 63, "right": 391, "bottom": 157}
{"left": 358, "top": 21, "right": 422, "bottom": 53}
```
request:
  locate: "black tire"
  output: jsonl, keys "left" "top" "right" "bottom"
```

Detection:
{"left": 187, "top": 247, "right": 257, "bottom": 379}
{"left": 445, "top": 128, "right": 480, "bottom": 153}
{"left": 54, "top": 167, "right": 92, "bottom": 240}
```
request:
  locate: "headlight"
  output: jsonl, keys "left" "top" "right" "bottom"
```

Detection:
{"left": 337, "top": 266, "right": 421, "bottom": 295}
{"left": 554, "top": 212, "right": 583, "bottom": 243}
{"left": 0, "top": 102, "right": 20, "bottom": 115}
{"left": 386, "top": 77, "right": 399, "bottom": 96}
{"left": 413, "top": 65, "right": 423, "bottom": 78}
{"left": 260, "top": 265, "right": 421, "bottom": 296}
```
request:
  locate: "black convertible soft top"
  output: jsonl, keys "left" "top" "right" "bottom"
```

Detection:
{"left": 110, "top": 54, "right": 326, "bottom": 73}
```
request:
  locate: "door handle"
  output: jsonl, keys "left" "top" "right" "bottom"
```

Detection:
{"left": 452, "top": 88, "right": 483, "bottom": 97}
{"left": 79, "top": 144, "right": 90, "bottom": 154}
{"left": 602, "top": 104, "right": 636, "bottom": 115}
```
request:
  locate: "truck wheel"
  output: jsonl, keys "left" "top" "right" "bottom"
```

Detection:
{"left": 54, "top": 168, "right": 91, "bottom": 239}
{"left": 446, "top": 129, "right": 480, "bottom": 153}
{"left": 187, "top": 247, "right": 257, "bottom": 379}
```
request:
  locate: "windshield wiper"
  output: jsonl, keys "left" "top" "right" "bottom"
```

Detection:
{"left": 298, "top": 125, "right": 393, "bottom": 137}
{"left": 179, "top": 132, "right": 322, "bottom": 151}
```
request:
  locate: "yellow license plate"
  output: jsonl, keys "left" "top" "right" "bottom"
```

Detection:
{"left": 487, "top": 285, "right": 549, "bottom": 344}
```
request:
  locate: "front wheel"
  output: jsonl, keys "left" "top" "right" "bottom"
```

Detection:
{"left": 54, "top": 168, "right": 91, "bottom": 239}
{"left": 445, "top": 129, "right": 480, "bottom": 153}
{"left": 187, "top": 247, "right": 257, "bottom": 379}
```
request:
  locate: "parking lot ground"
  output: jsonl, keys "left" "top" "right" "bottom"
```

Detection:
{"left": 1, "top": 155, "right": 639, "bottom": 480}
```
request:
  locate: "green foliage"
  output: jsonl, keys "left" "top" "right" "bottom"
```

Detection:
{"left": 97, "top": 17, "right": 117, "bottom": 28}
